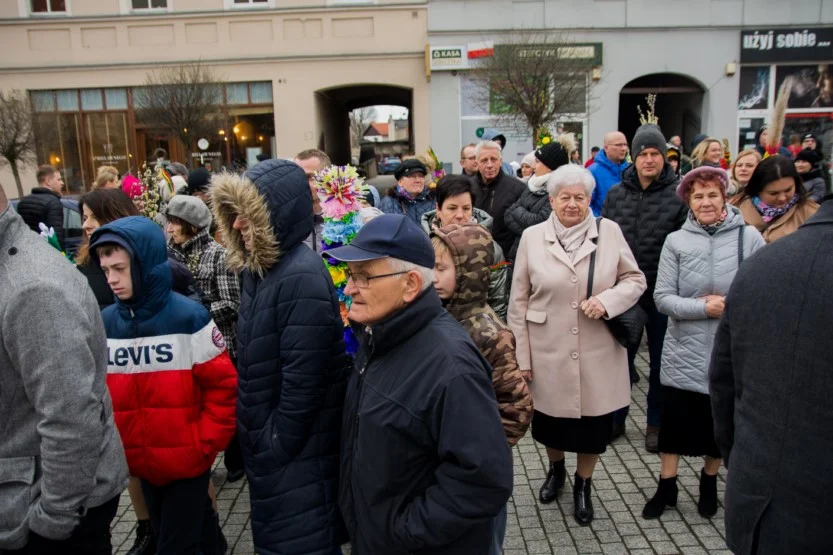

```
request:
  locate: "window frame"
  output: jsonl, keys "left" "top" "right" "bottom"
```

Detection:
{"left": 26, "top": 0, "right": 71, "bottom": 17}
{"left": 121, "top": 0, "right": 171, "bottom": 14}
{"left": 224, "top": 0, "right": 275, "bottom": 10}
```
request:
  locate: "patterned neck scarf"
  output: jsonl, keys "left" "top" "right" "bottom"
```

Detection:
{"left": 690, "top": 208, "right": 728, "bottom": 236}
{"left": 396, "top": 185, "right": 418, "bottom": 202}
{"left": 752, "top": 194, "right": 799, "bottom": 223}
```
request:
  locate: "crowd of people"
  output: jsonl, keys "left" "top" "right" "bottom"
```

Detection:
{"left": 2, "top": 119, "right": 832, "bottom": 555}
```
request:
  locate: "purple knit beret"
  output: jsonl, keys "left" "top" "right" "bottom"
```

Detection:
{"left": 676, "top": 165, "right": 729, "bottom": 201}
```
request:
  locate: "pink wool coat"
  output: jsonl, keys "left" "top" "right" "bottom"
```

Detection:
{"left": 508, "top": 215, "right": 646, "bottom": 419}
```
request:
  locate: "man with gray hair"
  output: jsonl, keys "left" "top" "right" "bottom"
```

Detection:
{"left": 471, "top": 140, "right": 525, "bottom": 258}
{"left": 0, "top": 182, "right": 128, "bottom": 553}
{"left": 327, "top": 214, "right": 513, "bottom": 554}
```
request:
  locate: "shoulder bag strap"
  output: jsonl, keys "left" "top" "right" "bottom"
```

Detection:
{"left": 587, "top": 217, "right": 602, "bottom": 299}
{"left": 738, "top": 225, "right": 745, "bottom": 267}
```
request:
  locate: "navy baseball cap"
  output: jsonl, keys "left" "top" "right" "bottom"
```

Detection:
{"left": 323, "top": 214, "right": 435, "bottom": 268}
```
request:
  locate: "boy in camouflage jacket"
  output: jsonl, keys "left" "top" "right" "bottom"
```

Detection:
{"left": 431, "top": 222, "right": 533, "bottom": 446}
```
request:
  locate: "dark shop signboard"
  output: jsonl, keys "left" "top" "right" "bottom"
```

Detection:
{"left": 741, "top": 27, "right": 833, "bottom": 63}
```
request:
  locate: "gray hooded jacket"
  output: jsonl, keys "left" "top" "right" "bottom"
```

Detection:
{"left": 0, "top": 204, "right": 128, "bottom": 549}
{"left": 421, "top": 208, "right": 509, "bottom": 321}
{"left": 654, "top": 205, "right": 765, "bottom": 394}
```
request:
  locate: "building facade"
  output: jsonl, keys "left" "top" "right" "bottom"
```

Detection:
{"left": 0, "top": 0, "right": 429, "bottom": 198}
{"left": 427, "top": 0, "right": 833, "bottom": 172}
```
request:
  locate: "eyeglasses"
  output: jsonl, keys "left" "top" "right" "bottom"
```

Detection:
{"left": 346, "top": 269, "right": 407, "bottom": 288}
{"left": 608, "top": 143, "right": 628, "bottom": 148}
{"left": 463, "top": 156, "right": 477, "bottom": 161}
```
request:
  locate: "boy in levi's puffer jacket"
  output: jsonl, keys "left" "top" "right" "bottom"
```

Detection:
{"left": 89, "top": 216, "right": 237, "bottom": 555}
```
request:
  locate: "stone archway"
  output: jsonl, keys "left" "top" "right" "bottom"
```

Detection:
{"left": 618, "top": 73, "right": 705, "bottom": 150}
{"left": 314, "top": 84, "right": 412, "bottom": 165}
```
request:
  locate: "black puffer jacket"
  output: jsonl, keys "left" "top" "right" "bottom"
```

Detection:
{"left": 504, "top": 173, "right": 552, "bottom": 261}
{"left": 339, "top": 288, "right": 513, "bottom": 554}
{"left": 210, "top": 162, "right": 349, "bottom": 555}
{"left": 16, "top": 187, "right": 64, "bottom": 246}
{"left": 601, "top": 163, "right": 686, "bottom": 309}
{"left": 471, "top": 170, "right": 525, "bottom": 259}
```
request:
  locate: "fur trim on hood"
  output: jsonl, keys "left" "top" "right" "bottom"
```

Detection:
{"left": 210, "top": 172, "right": 279, "bottom": 277}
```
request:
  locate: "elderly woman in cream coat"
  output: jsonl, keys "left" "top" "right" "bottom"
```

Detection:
{"left": 509, "top": 164, "right": 646, "bottom": 526}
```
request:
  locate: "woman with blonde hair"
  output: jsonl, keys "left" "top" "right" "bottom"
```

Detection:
{"left": 94, "top": 165, "right": 120, "bottom": 190}
{"left": 690, "top": 138, "right": 724, "bottom": 169}
{"left": 728, "top": 149, "right": 762, "bottom": 196}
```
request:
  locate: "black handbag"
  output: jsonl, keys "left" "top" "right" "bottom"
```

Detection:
{"left": 587, "top": 217, "right": 648, "bottom": 350}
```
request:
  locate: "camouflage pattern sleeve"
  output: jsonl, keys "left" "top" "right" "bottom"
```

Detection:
{"left": 484, "top": 326, "right": 533, "bottom": 446}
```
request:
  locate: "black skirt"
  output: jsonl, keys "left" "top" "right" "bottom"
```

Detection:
{"left": 531, "top": 409, "right": 614, "bottom": 455}
{"left": 658, "top": 386, "right": 721, "bottom": 458}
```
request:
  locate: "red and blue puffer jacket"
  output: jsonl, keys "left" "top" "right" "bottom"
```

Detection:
{"left": 91, "top": 216, "right": 237, "bottom": 486}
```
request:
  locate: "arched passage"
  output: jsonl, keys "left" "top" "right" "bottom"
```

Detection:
{"left": 314, "top": 84, "right": 412, "bottom": 165}
{"left": 618, "top": 74, "right": 705, "bottom": 150}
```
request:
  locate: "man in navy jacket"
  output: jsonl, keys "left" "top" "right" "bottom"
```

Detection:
{"left": 327, "top": 214, "right": 513, "bottom": 554}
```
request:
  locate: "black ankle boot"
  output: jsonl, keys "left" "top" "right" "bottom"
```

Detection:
{"left": 698, "top": 469, "right": 718, "bottom": 518}
{"left": 539, "top": 459, "right": 566, "bottom": 504}
{"left": 573, "top": 474, "right": 594, "bottom": 526}
{"left": 126, "top": 519, "right": 156, "bottom": 555}
{"left": 642, "top": 476, "right": 678, "bottom": 519}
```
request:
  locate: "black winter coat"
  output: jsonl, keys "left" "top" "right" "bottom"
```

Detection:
{"left": 504, "top": 185, "right": 551, "bottom": 261}
{"left": 339, "top": 288, "right": 513, "bottom": 555}
{"left": 601, "top": 164, "right": 686, "bottom": 309}
{"left": 709, "top": 200, "right": 833, "bottom": 555}
{"left": 16, "top": 187, "right": 64, "bottom": 246}
{"left": 211, "top": 162, "right": 349, "bottom": 555}
{"left": 471, "top": 170, "right": 525, "bottom": 259}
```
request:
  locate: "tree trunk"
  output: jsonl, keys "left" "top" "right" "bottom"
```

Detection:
{"left": 11, "top": 162, "right": 24, "bottom": 199}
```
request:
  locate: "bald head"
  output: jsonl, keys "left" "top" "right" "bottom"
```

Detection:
{"left": 603, "top": 131, "right": 628, "bottom": 163}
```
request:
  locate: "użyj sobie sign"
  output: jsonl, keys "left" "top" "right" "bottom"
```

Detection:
{"left": 740, "top": 27, "right": 833, "bottom": 63}
{"left": 495, "top": 43, "right": 603, "bottom": 66}
{"left": 429, "top": 46, "right": 469, "bottom": 71}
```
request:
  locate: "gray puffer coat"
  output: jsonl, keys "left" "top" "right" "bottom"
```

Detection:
{"left": 654, "top": 205, "right": 765, "bottom": 394}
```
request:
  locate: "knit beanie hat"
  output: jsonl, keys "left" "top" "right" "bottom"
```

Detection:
{"left": 521, "top": 151, "right": 536, "bottom": 168}
{"left": 535, "top": 141, "right": 570, "bottom": 172}
{"left": 187, "top": 168, "right": 212, "bottom": 194}
{"left": 166, "top": 194, "right": 212, "bottom": 230}
{"left": 632, "top": 124, "right": 667, "bottom": 161}
{"left": 795, "top": 148, "right": 820, "bottom": 165}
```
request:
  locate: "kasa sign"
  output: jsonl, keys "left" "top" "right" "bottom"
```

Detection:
{"left": 741, "top": 27, "right": 833, "bottom": 63}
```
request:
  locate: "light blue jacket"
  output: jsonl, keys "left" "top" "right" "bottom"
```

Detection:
{"left": 654, "top": 206, "right": 765, "bottom": 394}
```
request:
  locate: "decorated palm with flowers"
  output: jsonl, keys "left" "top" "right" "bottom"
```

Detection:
{"left": 427, "top": 147, "right": 446, "bottom": 183}
{"left": 315, "top": 165, "right": 369, "bottom": 355}
{"left": 137, "top": 163, "right": 163, "bottom": 225}
{"left": 536, "top": 127, "right": 553, "bottom": 148}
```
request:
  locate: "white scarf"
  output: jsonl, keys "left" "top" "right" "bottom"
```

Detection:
{"left": 527, "top": 172, "right": 551, "bottom": 194}
{"left": 551, "top": 210, "right": 594, "bottom": 261}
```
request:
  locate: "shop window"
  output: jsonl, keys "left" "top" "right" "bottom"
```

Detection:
{"left": 31, "top": 0, "right": 67, "bottom": 13}
{"left": 56, "top": 90, "right": 78, "bottom": 112}
{"left": 31, "top": 91, "right": 55, "bottom": 112}
{"left": 555, "top": 74, "right": 587, "bottom": 114}
{"left": 132, "top": 0, "right": 168, "bottom": 8}
{"left": 105, "top": 88, "right": 128, "bottom": 110}
{"left": 81, "top": 89, "right": 104, "bottom": 111}
{"left": 33, "top": 113, "right": 86, "bottom": 193}
{"left": 250, "top": 82, "right": 273, "bottom": 104}
{"left": 460, "top": 75, "right": 489, "bottom": 117}
{"left": 226, "top": 83, "right": 249, "bottom": 105}
{"left": 86, "top": 113, "right": 132, "bottom": 179}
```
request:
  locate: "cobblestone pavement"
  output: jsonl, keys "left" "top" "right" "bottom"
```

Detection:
{"left": 111, "top": 347, "right": 731, "bottom": 554}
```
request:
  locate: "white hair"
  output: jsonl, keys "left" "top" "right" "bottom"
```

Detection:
{"left": 475, "top": 140, "right": 502, "bottom": 158}
{"left": 546, "top": 164, "right": 596, "bottom": 198}
{"left": 387, "top": 257, "right": 434, "bottom": 292}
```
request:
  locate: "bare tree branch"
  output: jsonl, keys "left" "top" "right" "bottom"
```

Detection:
{"left": 469, "top": 30, "right": 595, "bottom": 142}
{"left": 134, "top": 61, "right": 226, "bottom": 164}
{"left": 349, "top": 106, "right": 378, "bottom": 147}
{"left": 0, "top": 90, "right": 36, "bottom": 198}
